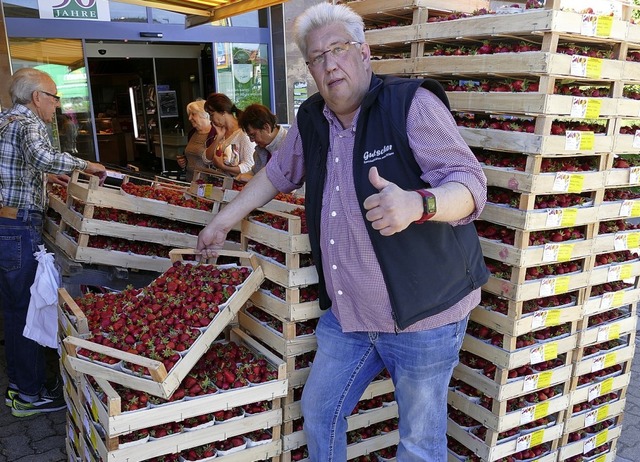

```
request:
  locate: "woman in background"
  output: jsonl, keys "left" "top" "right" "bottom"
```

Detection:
{"left": 203, "top": 93, "right": 255, "bottom": 177}
{"left": 176, "top": 100, "right": 218, "bottom": 182}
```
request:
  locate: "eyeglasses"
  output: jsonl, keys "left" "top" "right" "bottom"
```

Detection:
{"left": 39, "top": 90, "right": 61, "bottom": 102}
{"left": 306, "top": 41, "right": 361, "bottom": 68}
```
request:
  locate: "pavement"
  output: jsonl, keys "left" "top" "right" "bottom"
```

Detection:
{"left": 0, "top": 315, "right": 638, "bottom": 462}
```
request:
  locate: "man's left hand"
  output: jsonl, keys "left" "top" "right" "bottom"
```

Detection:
{"left": 46, "top": 174, "right": 70, "bottom": 187}
{"left": 363, "top": 167, "right": 423, "bottom": 236}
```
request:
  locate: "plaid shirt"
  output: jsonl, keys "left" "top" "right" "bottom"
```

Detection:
{"left": 0, "top": 104, "right": 87, "bottom": 212}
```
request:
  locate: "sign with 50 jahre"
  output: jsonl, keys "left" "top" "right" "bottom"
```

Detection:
{"left": 38, "top": 0, "right": 111, "bottom": 21}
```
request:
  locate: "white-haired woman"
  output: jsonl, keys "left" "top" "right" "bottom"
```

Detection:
{"left": 176, "top": 100, "right": 218, "bottom": 181}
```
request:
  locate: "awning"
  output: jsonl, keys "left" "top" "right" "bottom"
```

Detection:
{"left": 116, "top": 0, "right": 287, "bottom": 28}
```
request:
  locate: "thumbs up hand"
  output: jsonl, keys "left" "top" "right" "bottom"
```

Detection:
{"left": 363, "top": 167, "right": 423, "bottom": 236}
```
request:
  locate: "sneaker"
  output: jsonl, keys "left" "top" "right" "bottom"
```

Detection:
{"left": 5, "top": 386, "right": 18, "bottom": 407}
{"left": 11, "top": 394, "right": 66, "bottom": 417}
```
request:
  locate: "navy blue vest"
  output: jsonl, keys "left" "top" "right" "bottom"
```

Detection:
{"left": 298, "top": 74, "right": 489, "bottom": 330}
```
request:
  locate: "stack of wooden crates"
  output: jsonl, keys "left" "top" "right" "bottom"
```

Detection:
{"left": 361, "top": 0, "right": 639, "bottom": 460}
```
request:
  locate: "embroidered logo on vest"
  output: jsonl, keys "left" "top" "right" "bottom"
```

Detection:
{"left": 363, "top": 144, "right": 394, "bottom": 164}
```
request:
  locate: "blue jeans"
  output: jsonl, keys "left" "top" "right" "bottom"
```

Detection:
{"left": 301, "top": 310, "right": 468, "bottom": 462}
{"left": 0, "top": 209, "right": 46, "bottom": 397}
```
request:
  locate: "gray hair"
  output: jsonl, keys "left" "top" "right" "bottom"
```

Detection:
{"left": 186, "top": 99, "right": 210, "bottom": 120}
{"left": 9, "top": 68, "right": 50, "bottom": 105}
{"left": 293, "top": 2, "right": 365, "bottom": 60}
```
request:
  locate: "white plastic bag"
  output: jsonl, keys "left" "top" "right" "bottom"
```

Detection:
{"left": 23, "top": 245, "right": 60, "bottom": 349}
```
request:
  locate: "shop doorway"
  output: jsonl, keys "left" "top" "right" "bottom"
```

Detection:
{"left": 86, "top": 41, "right": 206, "bottom": 172}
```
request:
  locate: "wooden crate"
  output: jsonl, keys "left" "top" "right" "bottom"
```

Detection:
{"left": 557, "top": 424, "right": 622, "bottom": 461}
{"left": 480, "top": 203, "right": 599, "bottom": 232}
{"left": 447, "top": 417, "right": 563, "bottom": 462}
{"left": 62, "top": 251, "right": 265, "bottom": 398}
{"left": 249, "top": 251, "right": 318, "bottom": 288}
{"left": 479, "top": 235, "right": 596, "bottom": 267}
{"left": 573, "top": 342, "right": 636, "bottom": 377}
{"left": 241, "top": 210, "right": 310, "bottom": 254}
{"left": 577, "top": 305, "right": 637, "bottom": 347}
{"left": 613, "top": 133, "right": 640, "bottom": 153}
{"left": 565, "top": 397, "right": 627, "bottom": 435}
{"left": 483, "top": 270, "right": 591, "bottom": 302}
{"left": 249, "top": 287, "right": 322, "bottom": 323}
{"left": 588, "top": 259, "right": 640, "bottom": 286}
{"left": 482, "top": 166, "right": 606, "bottom": 196}
{"left": 583, "top": 287, "right": 640, "bottom": 317}
{"left": 461, "top": 332, "right": 578, "bottom": 370}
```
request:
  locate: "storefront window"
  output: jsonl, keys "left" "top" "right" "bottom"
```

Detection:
{"left": 215, "top": 43, "right": 270, "bottom": 109}
{"left": 109, "top": 0, "right": 147, "bottom": 23}
{"left": 3, "top": 0, "right": 39, "bottom": 18}
{"left": 8, "top": 37, "right": 97, "bottom": 161}
{"left": 152, "top": 8, "right": 185, "bottom": 25}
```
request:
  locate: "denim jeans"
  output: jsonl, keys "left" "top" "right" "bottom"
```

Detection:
{"left": 0, "top": 209, "right": 46, "bottom": 397}
{"left": 301, "top": 310, "right": 468, "bottom": 462}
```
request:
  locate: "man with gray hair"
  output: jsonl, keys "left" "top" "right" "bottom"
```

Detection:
{"left": 0, "top": 67, "right": 106, "bottom": 417}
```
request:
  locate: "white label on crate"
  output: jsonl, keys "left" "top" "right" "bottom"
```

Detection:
{"left": 585, "top": 409, "right": 599, "bottom": 426}
{"left": 633, "top": 130, "right": 640, "bottom": 149}
{"left": 571, "top": 55, "right": 588, "bottom": 78}
{"left": 516, "top": 433, "right": 532, "bottom": 452}
{"left": 553, "top": 172, "right": 571, "bottom": 192}
{"left": 584, "top": 435, "right": 597, "bottom": 454}
{"left": 539, "top": 278, "right": 556, "bottom": 297}
{"left": 532, "top": 311, "right": 548, "bottom": 330}
{"left": 82, "top": 381, "right": 92, "bottom": 404}
{"left": 581, "top": 14, "right": 598, "bottom": 36}
{"left": 597, "top": 326, "right": 611, "bottom": 344}
{"left": 592, "top": 355, "right": 606, "bottom": 373}
{"left": 588, "top": 383, "right": 602, "bottom": 402}
{"left": 543, "top": 244, "right": 560, "bottom": 262}
{"left": 545, "top": 209, "right": 563, "bottom": 227}
{"left": 520, "top": 405, "right": 535, "bottom": 425}
{"left": 600, "top": 292, "right": 614, "bottom": 310}
{"left": 565, "top": 130, "right": 582, "bottom": 150}
{"left": 523, "top": 374, "right": 539, "bottom": 392}
{"left": 619, "top": 200, "right": 634, "bottom": 217}
{"left": 630, "top": 166, "right": 640, "bottom": 184}
{"left": 607, "top": 265, "right": 622, "bottom": 282}
{"left": 614, "top": 233, "right": 628, "bottom": 251}
{"left": 571, "top": 97, "right": 589, "bottom": 118}
{"left": 530, "top": 345, "right": 544, "bottom": 364}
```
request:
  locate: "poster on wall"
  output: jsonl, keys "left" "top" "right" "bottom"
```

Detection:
{"left": 38, "top": 0, "right": 111, "bottom": 21}
{"left": 158, "top": 91, "right": 179, "bottom": 118}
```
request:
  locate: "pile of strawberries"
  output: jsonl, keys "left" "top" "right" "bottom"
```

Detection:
{"left": 121, "top": 182, "right": 212, "bottom": 211}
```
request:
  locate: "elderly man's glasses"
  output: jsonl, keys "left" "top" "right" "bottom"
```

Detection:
{"left": 306, "top": 41, "right": 361, "bottom": 68}
{"left": 39, "top": 90, "right": 61, "bottom": 102}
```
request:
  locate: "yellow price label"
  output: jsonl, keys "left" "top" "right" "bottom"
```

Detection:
{"left": 534, "top": 401, "right": 550, "bottom": 421}
{"left": 612, "top": 291, "right": 625, "bottom": 307}
{"left": 537, "top": 371, "right": 553, "bottom": 389}
{"left": 595, "top": 455, "right": 607, "bottom": 462}
{"left": 586, "top": 58, "right": 603, "bottom": 79}
{"left": 620, "top": 264, "right": 633, "bottom": 280}
{"left": 631, "top": 201, "right": 640, "bottom": 217}
{"left": 585, "top": 99, "right": 602, "bottom": 119}
{"left": 568, "top": 175, "right": 585, "bottom": 193}
{"left": 596, "top": 405, "right": 610, "bottom": 422}
{"left": 579, "top": 131, "right": 595, "bottom": 150}
{"left": 557, "top": 244, "right": 574, "bottom": 262}
{"left": 608, "top": 324, "right": 621, "bottom": 340}
{"left": 90, "top": 401, "right": 99, "bottom": 421}
{"left": 545, "top": 309, "right": 561, "bottom": 326}
{"left": 544, "top": 342, "right": 558, "bottom": 361}
{"left": 604, "top": 352, "right": 618, "bottom": 368}
{"left": 530, "top": 429, "right": 545, "bottom": 447}
{"left": 554, "top": 276, "right": 570, "bottom": 294}
{"left": 596, "top": 15, "right": 613, "bottom": 37}
{"left": 627, "top": 233, "right": 640, "bottom": 249}
{"left": 561, "top": 209, "right": 578, "bottom": 227}
{"left": 596, "top": 429, "right": 609, "bottom": 447}
{"left": 601, "top": 378, "right": 614, "bottom": 395}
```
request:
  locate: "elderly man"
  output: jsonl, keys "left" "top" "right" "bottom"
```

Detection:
{"left": 0, "top": 67, "right": 106, "bottom": 417}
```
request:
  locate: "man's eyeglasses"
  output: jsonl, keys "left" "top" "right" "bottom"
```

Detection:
{"left": 306, "top": 41, "right": 361, "bottom": 68}
{"left": 39, "top": 90, "right": 61, "bottom": 102}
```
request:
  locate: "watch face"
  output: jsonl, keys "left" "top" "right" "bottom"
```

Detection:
{"left": 425, "top": 195, "right": 437, "bottom": 214}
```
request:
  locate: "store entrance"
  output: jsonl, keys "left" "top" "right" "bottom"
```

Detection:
{"left": 86, "top": 41, "right": 208, "bottom": 173}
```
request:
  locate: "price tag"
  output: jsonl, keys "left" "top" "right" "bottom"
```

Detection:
{"left": 608, "top": 324, "right": 621, "bottom": 340}
{"left": 530, "top": 345, "right": 545, "bottom": 364}
{"left": 534, "top": 402, "right": 550, "bottom": 421}
{"left": 597, "top": 404, "right": 610, "bottom": 422}
{"left": 614, "top": 233, "right": 629, "bottom": 251}
{"left": 612, "top": 290, "right": 625, "bottom": 307}
{"left": 568, "top": 175, "right": 585, "bottom": 193}
{"left": 633, "top": 130, "right": 640, "bottom": 149}
{"left": 532, "top": 311, "right": 548, "bottom": 329}
{"left": 631, "top": 201, "right": 640, "bottom": 217}
{"left": 546, "top": 309, "right": 561, "bottom": 326}
{"left": 607, "top": 265, "right": 621, "bottom": 282}
{"left": 620, "top": 264, "right": 633, "bottom": 279}
{"left": 630, "top": 166, "right": 640, "bottom": 184}
{"left": 596, "top": 15, "right": 613, "bottom": 37}
{"left": 580, "top": 132, "right": 595, "bottom": 150}
{"left": 619, "top": 200, "right": 634, "bottom": 217}
{"left": 597, "top": 325, "right": 611, "bottom": 343}
{"left": 539, "top": 279, "right": 556, "bottom": 297}
{"left": 537, "top": 371, "right": 552, "bottom": 389}
{"left": 601, "top": 378, "right": 614, "bottom": 395}
{"left": 516, "top": 429, "right": 544, "bottom": 451}
{"left": 595, "top": 455, "right": 607, "bottom": 462}
{"left": 565, "top": 130, "right": 582, "bottom": 150}
{"left": 586, "top": 58, "right": 603, "bottom": 79}
{"left": 544, "top": 342, "right": 558, "bottom": 360}
{"left": 571, "top": 96, "right": 589, "bottom": 118}
{"left": 556, "top": 276, "right": 570, "bottom": 294}
{"left": 561, "top": 208, "right": 578, "bottom": 227}
{"left": 600, "top": 292, "right": 614, "bottom": 310}
{"left": 571, "top": 55, "right": 588, "bottom": 77}
{"left": 585, "top": 99, "right": 602, "bottom": 119}
{"left": 543, "top": 243, "right": 560, "bottom": 262}
{"left": 520, "top": 405, "right": 535, "bottom": 425}
{"left": 627, "top": 232, "right": 640, "bottom": 249}
{"left": 604, "top": 352, "right": 618, "bottom": 368}
{"left": 596, "top": 429, "right": 609, "bottom": 447}
{"left": 546, "top": 209, "right": 563, "bottom": 227}
{"left": 558, "top": 244, "right": 574, "bottom": 262}
{"left": 553, "top": 172, "right": 571, "bottom": 192}
{"left": 592, "top": 355, "right": 605, "bottom": 372}
{"left": 581, "top": 13, "right": 598, "bottom": 36}
{"left": 197, "top": 183, "right": 213, "bottom": 197}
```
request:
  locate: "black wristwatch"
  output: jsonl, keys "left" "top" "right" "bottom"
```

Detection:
{"left": 414, "top": 189, "right": 437, "bottom": 224}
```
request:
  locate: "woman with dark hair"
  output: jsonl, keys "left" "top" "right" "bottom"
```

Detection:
{"left": 203, "top": 93, "right": 255, "bottom": 176}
